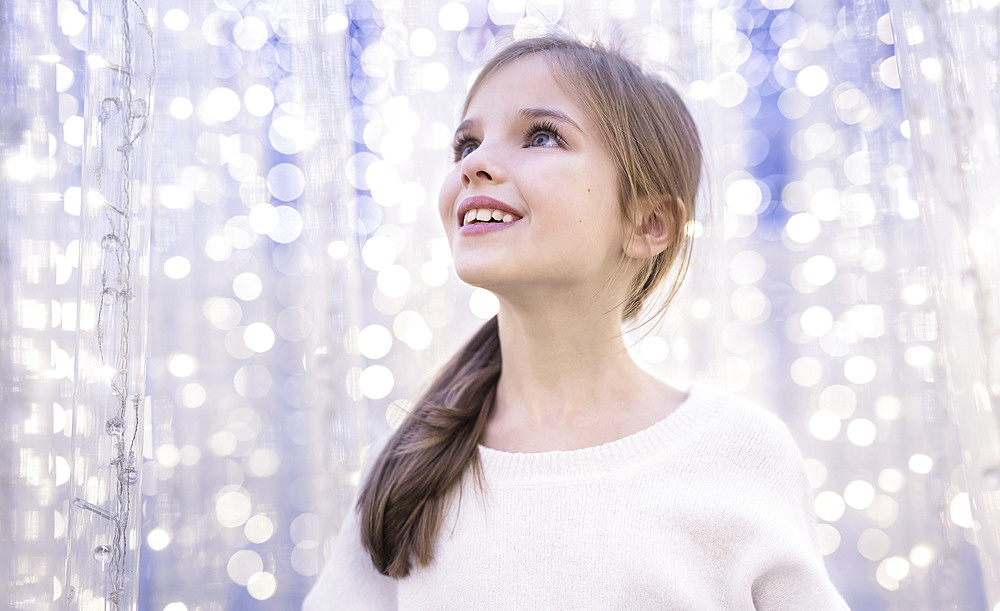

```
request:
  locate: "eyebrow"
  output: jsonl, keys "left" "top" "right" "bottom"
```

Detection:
{"left": 454, "top": 107, "right": 584, "bottom": 136}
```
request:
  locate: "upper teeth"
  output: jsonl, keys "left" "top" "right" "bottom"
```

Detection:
{"left": 464, "top": 208, "right": 516, "bottom": 226}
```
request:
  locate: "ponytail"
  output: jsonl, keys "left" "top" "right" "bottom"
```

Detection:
{"left": 357, "top": 317, "right": 501, "bottom": 578}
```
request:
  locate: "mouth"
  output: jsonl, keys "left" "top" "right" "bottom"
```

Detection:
{"left": 457, "top": 196, "right": 523, "bottom": 228}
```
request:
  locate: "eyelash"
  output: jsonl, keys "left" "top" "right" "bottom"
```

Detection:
{"left": 451, "top": 120, "right": 565, "bottom": 162}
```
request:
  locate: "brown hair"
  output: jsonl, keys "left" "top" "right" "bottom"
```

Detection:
{"left": 357, "top": 32, "right": 702, "bottom": 578}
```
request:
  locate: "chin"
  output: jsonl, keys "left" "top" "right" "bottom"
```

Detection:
{"left": 454, "top": 265, "right": 500, "bottom": 289}
{"left": 454, "top": 260, "right": 524, "bottom": 293}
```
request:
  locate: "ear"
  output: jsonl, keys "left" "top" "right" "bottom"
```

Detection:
{"left": 623, "top": 197, "right": 686, "bottom": 260}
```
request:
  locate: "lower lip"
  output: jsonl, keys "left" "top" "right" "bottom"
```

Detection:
{"left": 459, "top": 219, "right": 522, "bottom": 235}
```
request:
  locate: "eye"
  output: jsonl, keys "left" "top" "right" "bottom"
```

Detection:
{"left": 452, "top": 136, "right": 478, "bottom": 162}
{"left": 458, "top": 142, "right": 477, "bottom": 158}
{"left": 529, "top": 132, "right": 556, "bottom": 147}
{"left": 524, "top": 121, "right": 563, "bottom": 149}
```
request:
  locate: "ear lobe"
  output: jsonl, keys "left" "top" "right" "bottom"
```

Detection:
{"left": 624, "top": 198, "right": 686, "bottom": 260}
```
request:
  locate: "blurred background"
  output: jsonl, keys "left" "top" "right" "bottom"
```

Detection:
{"left": 3, "top": 0, "right": 1000, "bottom": 609}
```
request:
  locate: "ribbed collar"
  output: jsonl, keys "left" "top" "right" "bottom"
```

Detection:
{"left": 476, "top": 383, "right": 727, "bottom": 485}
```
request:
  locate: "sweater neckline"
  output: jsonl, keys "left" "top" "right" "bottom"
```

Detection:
{"left": 475, "top": 382, "right": 725, "bottom": 484}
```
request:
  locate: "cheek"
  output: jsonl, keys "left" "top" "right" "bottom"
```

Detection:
{"left": 437, "top": 168, "right": 461, "bottom": 228}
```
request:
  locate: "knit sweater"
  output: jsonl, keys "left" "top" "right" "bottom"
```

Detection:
{"left": 303, "top": 384, "right": 849, "bottom": 610}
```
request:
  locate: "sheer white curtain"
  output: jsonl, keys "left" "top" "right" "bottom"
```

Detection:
{"left": 1, "top": 0, "right": 997, "bottom": 609}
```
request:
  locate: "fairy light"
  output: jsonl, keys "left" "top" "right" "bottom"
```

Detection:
{"left": 64, "top": 0, "right": 157, "bottom": 608}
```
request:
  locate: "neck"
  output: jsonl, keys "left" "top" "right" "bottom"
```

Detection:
{"left": 484, "top": 296, "right": 683, "bottom": 452}
{"left": 496, "top": 302, "right": 633, "bottom": 411}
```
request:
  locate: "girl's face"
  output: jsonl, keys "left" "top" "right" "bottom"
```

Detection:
{"left": 438, "top": 54, "right": 630, "bottom": 305}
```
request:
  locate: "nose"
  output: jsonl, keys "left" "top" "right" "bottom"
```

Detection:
{"left": 460, "top": 145, "right": 500, "bottom": 188}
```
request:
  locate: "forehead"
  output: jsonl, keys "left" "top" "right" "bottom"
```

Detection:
{"left": 462, "top": 54, "right": 585, "bottom": 120}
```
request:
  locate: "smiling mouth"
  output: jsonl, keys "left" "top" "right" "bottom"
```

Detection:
{"left": 462, "top": 208, "right": 519, "bottom": 226}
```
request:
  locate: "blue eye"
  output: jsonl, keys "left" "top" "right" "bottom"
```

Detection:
{"left": 530, "top": 132, "right": 555, "bottom": 147}
{"left": 524, "top": 120, "right": 563, "bottom": 148}
{"left": 453, "top": 138, "right": 478, "bottom": 162}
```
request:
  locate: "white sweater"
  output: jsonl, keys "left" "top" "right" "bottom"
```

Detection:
{"left": 304, "top": 384, "right": 849, "bottom": 610}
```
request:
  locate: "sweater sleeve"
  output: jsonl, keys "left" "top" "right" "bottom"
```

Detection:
{"left": 747, "top": 411, "right": 850, "bottom": 611}
{"left": 302, "top": 438, "right": 398, "bottom": 611}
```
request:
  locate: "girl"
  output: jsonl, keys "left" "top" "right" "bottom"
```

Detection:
{"left": 305, "top": 33, "right": 848, "bottom": 609}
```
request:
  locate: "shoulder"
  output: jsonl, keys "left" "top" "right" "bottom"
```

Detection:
{"left": 687, "top": 383, "right": 799, "bottom": 443}
{"left": 677, "top": 384, "right": 820, "bottom": 540}
{"left": 304, "top": 431, "right": 399, "bottom": 610}
{"left": 682, "top": 383, "right": 807, "bottom": 477}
